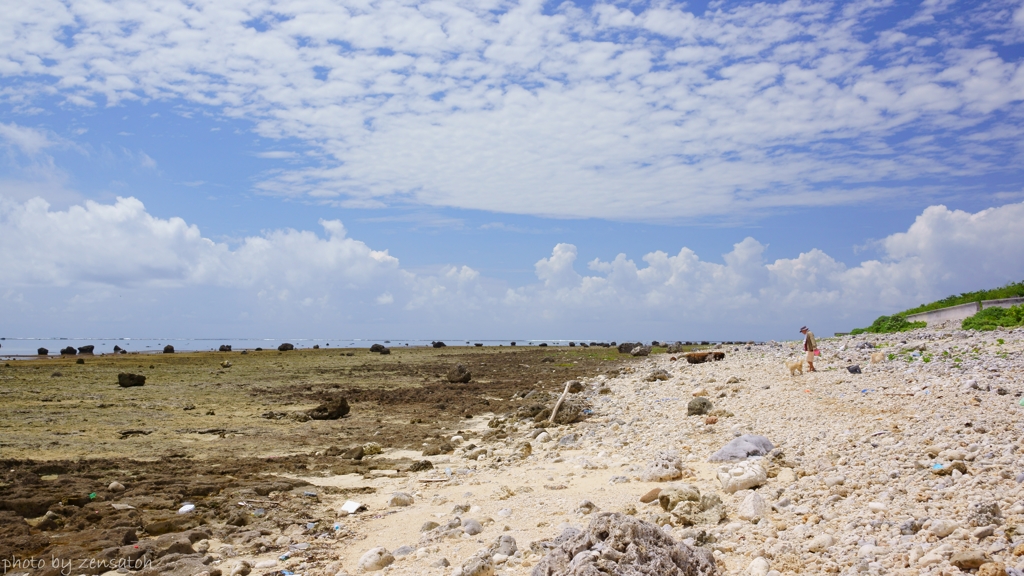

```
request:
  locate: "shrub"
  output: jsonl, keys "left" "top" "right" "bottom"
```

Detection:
{"left": 961, "top": 304, "right": 1024, "bottom": 331}
{"left": 852, "top": 314, "right": 927, "bottom": 334}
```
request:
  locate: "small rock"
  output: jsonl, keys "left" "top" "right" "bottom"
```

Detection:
{"left": 342, "top": 446, "right": 365, "bottom": 460}
{"left": 357, "top": 547, "right": 394, "bottom": 572}
{"left": 748, "top": 556, "right": 770, "bottom": 576}
{"left": 117, "top": 373, "right": 146, "bottom": 387}
{"left": 950, "top": 550, "right": 990, "bottom": 570}
{"left": 929, "top": 519, "right": 958, "bottom": 538}
{"left": 162, "top": 344, "right": 175, "bottom": 353}
{"left": 388, "top": 492, "right": 414, "bottom": 507}
{"left": 108, "top": 481, "right": 125, "bottom": 492}
{"left": 640, "top": 488, "right": 662, "bottom": 503}
{"left": 709, "top": 435, "right": 774, "bottom": 462}
{"left": 230, "top": 561, "right": 251, "bottom": 576}
{"left": 717, "top": 460, "right": 767, "bottom": 493}
{"left": 868, "top": 502, "right": 886, "bottom": 513}
{"left": 409, "top": 460, "right": 433, "bottom": 472}
{"left": 776, "top": 468, "right": 796, "bottom": 483}
{"left": 308, "top": 397, "right": 350, "bottom": 420}
{"left": 687, "top": 397, "right": 713, "bottom": 416}
{"left": 737, "top": 491, "right": 768, "bottom": 521}
{"left": 491, "top": 534, "right": 518, "bottom": 556}
{"left": 392, "top": 545, "right": 415, "bottom": 557}
{"left": 278, "top": 343, "right": 294, "bottom": 351}
{"left": 447, "top": 364, "right": 472, "bottom": 383}
{"left": 460, "top": 552, "right": 494, "bottom": 576}
{"left": 420, "top": 521, "right": 440, "bottom": 532}
{"left": 462, "top": 518, "right": 483, "bottom": 535}
{"left": 645, "top": 369, "right": 670, "bottom": 381}
{"left": 977, "top": 562, "right": 1008, "bottom": 576}
{"left": 823, "top": 475, "right": 845, "bottom": 487}
{"left": 808, "top": 534, "right": 834, "bottom": 552}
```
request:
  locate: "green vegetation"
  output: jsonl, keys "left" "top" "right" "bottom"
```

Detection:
{"left": 961, "top": 304, "right": 1024, "bottom": 331}
{"left": 850, "top": 314, "right": 927, "bottom": 335}
{"left": 900, "top": 281, "right": 1024, "bottom": 316}
{"left": 849, "top": 281, "right": 1024, "bottom": 334}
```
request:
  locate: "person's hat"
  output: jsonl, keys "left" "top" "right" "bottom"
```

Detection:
{"left": 799, "top": 326, "right": 808, "bottom": 332}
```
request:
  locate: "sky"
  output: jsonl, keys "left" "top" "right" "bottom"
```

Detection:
{"left": 2, "top": 0, "right": 1024, "bottom": 342}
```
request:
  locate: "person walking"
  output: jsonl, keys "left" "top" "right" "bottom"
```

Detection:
{"left": 800, "top": 326, "right": 818, "bottom": 372}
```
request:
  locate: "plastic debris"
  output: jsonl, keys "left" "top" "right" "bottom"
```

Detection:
{"left": 340, "top": 500, "right": 365, "bottom": 514}
{"left": 177, "top": 503, "right": 195, "bottom": 514}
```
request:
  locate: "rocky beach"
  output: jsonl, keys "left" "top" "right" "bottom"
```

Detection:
{"left": 3, "top": 326, "right": 1024, "bottom": 576}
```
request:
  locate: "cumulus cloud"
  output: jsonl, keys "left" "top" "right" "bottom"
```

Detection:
{"left": 509, "top": 202, "right": 1024, "bottom": 335}
{"left": 2, "top": 195, "right": 1023, "bottom": 338}
{"left": 2, "top": 1, "right": 1023, "bottom": 220}
{"left": 0, "top": 196, "right": 401, "bottom": 292}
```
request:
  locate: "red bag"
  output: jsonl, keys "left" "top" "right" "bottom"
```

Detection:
{"left": 813, "top": 349, "right": 820, "bottom": 356}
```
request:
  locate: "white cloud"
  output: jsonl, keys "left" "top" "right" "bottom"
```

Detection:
{"left": 1, "top": 1, "right": 1022, "bottom": 220}
{"left": 0, "top": 196, "right": 401, "bottom": 292}
{"left": 2, "top": 194, "right": 1023, "bottom": 338}
{"left": 0, "top": 122, "right": 56, "bottom": 156}
{"left": 256, "top": 151, "right": 299, "bottom": 159}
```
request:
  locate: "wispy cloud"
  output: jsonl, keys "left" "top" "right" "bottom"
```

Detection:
{"left": 2, "top": 1, "right": 1023, "bottom": 221}
{"left": 255, "top": 151, "right": 299, "bottom": 159}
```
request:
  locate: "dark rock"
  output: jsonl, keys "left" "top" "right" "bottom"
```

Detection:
{"left": 307, "top": 397, "right": 350, "bottom": 420}
{"left": 617, "top": 342, "right": 641, "bottom": 354}
{"left": 37, "top": 347, "right": 48, "bottom": 355}
{"left": 538, "top": 343, "right": 548, "bottom": 347}
{"left": 254, "top": 347, "right": 263, "bottom": 351}
{"left": 447, "top": 364, "right": 472, "bottom": 383}
{"left": 379, "top": 347, "right": 391, "bottom": 355}
{"left": 709, "top": 435, "right": 774, "bottom": 462}
{"left": 530, "top": 512, "right": 716, "bottom": 576}
{"left": 312, "top": 344, "right": 319, "bottom": 349}
{"left": 432, "top": 341, "right": 447, "bottom": 348}
{"left": 75, "top": 358, "right": 84, "bottom": 364}
{"left": 60, "top": 346, "right": 77, "bottom": 356}
{"left": 117, "top": 373, "right": 146, "bottom": 387}
{"left": 278, "top": 343, "right": 294, "bottom": 351}
{"left": 409, "top": 460, "right": 434, "bottom": 472}
{"left": 711, "top": 351, "right": 726, "bottom": 361}
{"left": 219, "top": 345, "right": 232, "bottom": 352}
{"left": 687, "top": 397, "right": 713, "bottom": 416}
{"left": 163, "top": 345, "right": 174, "bottom": 353}
{"left": 567, "top": 380, "right": 584, "bottom": 393}
{"left": 369, "top": 344, "right": 386, "bottom": 352}
{"left": 847, "top": 365, "right": 862, "bottom": 374}
{"left": 78, "top": 345, "right": 95, "bottom": 354}
{"left": 113, "top": 345, "right": 122, "bottom": 352}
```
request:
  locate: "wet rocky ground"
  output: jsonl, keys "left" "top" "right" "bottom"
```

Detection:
{"left": 0, "top": 344, "right": 636, "bottom": 574}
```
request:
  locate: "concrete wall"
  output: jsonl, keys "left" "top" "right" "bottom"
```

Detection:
{"left": 906, "top": 302, "right": 980, "bottom": 325}
{"left": 906, "top": 297, "right": 1024, "bottom": 326}
{"left": 981, "top": 297, "right": 1024, "bottom": 310}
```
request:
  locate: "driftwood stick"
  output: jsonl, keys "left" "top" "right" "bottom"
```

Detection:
{"left": 548, "top": 381, "right": 574, "bottom": 425}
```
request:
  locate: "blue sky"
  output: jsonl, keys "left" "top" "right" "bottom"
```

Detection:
{"left": 2, "top": 0, "right": 1024, "bottom": 341}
